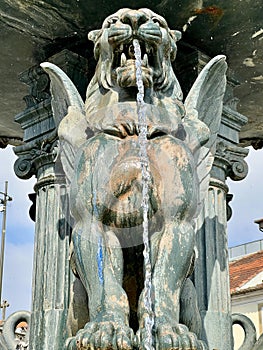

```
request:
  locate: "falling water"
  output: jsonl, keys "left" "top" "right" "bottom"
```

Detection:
{"left": 133, "top": 38, "right": 154, "bottom": 350}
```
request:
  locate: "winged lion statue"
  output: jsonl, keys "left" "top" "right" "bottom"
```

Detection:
{"left": 41, "top": 8, "right": 227, "bottom": 350}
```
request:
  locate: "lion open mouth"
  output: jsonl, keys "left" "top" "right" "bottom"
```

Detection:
{"left": 113, "top": 41, "right": 156, "bottom": 88}
{"left": 87, "top": 8, "right": 181, "bottom": 94}
{"left": 113, "top": 41, "right": 154, "bottom": 68}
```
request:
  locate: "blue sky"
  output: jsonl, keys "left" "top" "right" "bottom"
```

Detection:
{"left": 227, "top": 147, "right": 263, "bottom": 246}
{"left": 0, "top": 146, "right": 35, "bottom": 318}
{"left": 0, "top": 144, "right": 262, "bottom": 318}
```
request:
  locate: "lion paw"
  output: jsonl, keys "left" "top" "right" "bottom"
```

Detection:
{"left": 136, "top": 323, "right": 207, "bottom": 350}
{"left": 156, "top": 324, "right": 207, "bottom": 350}
{"left": 65, "top": 321, "right": 135, "bottom": 350}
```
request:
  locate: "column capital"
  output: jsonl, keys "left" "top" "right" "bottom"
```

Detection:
{"left": 215, "top": 141, "right": 249, "bottom": 181}
{"left": 212, "top": 102, "right": 249, "bottom": 183}
{"left": 14, "top": 133, "right": 59, "bottom": 180}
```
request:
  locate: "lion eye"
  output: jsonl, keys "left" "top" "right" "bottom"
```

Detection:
{"left": 107, "top": 17, "right": 118, "bottom": 26}
{"left": 152, "top": 17, "right": 160, "bottom": 24}
{"left": 152, "top": 16, "right": 166, "bottom": 28}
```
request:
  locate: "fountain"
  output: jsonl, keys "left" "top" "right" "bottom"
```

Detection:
{"left": 39, "top": 8, "right": 228, "bottom": 350}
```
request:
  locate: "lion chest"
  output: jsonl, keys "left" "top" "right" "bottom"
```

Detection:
{"left": 70, "top": 132, "right": 198, "bottom": 227}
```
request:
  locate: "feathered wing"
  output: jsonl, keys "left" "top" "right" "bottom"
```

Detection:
{"left": 183, "top": 55, "right": 227, "bottom": 212}
{"left": 40, "top": 62, "right": 87, "bottom": 184}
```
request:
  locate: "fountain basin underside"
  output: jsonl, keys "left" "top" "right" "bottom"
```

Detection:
{"left": 0, "top": 0, "right": 262, "bottom": 148}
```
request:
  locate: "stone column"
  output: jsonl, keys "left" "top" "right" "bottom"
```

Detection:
{"left": 14, "top": 50, "right": 88, "bottom": 349}
{"left": 175, "top": 45, "right": 249, "bottom": 349}
{"left": 16, "top": 151, "right": 71, "bottom": 348}
{"left": 194, "top": 104, "right": 248, "bottom": 350}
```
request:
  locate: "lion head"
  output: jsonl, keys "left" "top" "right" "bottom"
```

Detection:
{"left": 85, "top": 8, "right": 184, "bottom": 116}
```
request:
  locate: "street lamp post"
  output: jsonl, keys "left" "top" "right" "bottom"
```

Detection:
{"left": 0, "top": 181, "right": 12, "bottom": 306}
{"left": 0, "top": 300, "right": 9, "bottom": 322}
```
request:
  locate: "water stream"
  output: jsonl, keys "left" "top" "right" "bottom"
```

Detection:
{"left": 133, "top": 38, "right": 154, "bottom": 350}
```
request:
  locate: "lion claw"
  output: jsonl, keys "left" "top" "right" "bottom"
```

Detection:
{"left": 65, "top": 321, "right": 134, "bottom": 350}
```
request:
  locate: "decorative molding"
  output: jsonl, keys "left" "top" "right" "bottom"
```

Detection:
{"left": 219, "top": 106, "right": 248, "bottom": 145}
{"left": 209, "top": 177, "right": 229, "bottom": 193}
{"left": 19, "top": 66, "right": 51, "bottom": 108}
{"left": 15, "top": 99, "right": 55, "bottom": 143}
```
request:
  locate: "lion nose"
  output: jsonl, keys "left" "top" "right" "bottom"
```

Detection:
{"left": 121, "top": 11, "right": 147, "bottom": 31}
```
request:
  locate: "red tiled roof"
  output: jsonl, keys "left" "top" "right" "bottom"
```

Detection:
{"left": 16, "top": 321, "right": 28, "bottom": 329}
{"left": 231, "top": 283, "right": 263, "bottom": 296}
{"left": 229, "top": 250, "right": 263, "bottom": 294}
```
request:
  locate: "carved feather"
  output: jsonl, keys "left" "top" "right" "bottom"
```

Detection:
{"left": 40, "top": 62, "right": 87, "bottom": 184}
{"left": 183, "top": 55, "right": 227, "bottom": 212}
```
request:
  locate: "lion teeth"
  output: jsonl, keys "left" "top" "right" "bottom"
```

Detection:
{"left": 121, "top": 53, "right": 127, "bottom": 66}
{"left": 142, "top": 54, "right": 149, "bottom": 67}
{"left": 119, "top": 44, "right": 124, "bottom": 52}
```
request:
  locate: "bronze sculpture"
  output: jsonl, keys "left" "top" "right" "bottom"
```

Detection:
{"left": 41, "top": 8, "right": 227, "bottom": 350}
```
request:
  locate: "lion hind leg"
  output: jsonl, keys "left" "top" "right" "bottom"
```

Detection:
{"left": 67, "top": 228, "right": 135, "bottom": 349}
{"left": 72, "top": 227, "right": 130, "bottom": 323}
{"left": 137, "top": 221, "right": 208, "bottom": 350}
{"left": 145, "top": 221, "right": 195, "bottom": 323}
{"left": 179, "top": 277, "right": 202, "bottom": 338}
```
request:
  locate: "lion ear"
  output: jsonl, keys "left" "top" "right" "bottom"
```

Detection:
{"left": 169, "top": 30, "right": 182, "bottom": 61}
{"left": 88, "top": 30, "right": 101, "bottom": 42}
{"left": 170, "top": 30, "right": 182, "bottom": 42}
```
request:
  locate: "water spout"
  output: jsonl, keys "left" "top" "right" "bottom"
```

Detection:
{"left": 133, "top": 38, "right": 154, "bottom": 350}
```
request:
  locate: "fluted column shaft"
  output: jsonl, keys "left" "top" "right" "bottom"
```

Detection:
{"left": 29, "top": 157, "right": 71, "bottom": 348}
{"left": 195, "top": 178, "right": 232, "bottom": 348}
